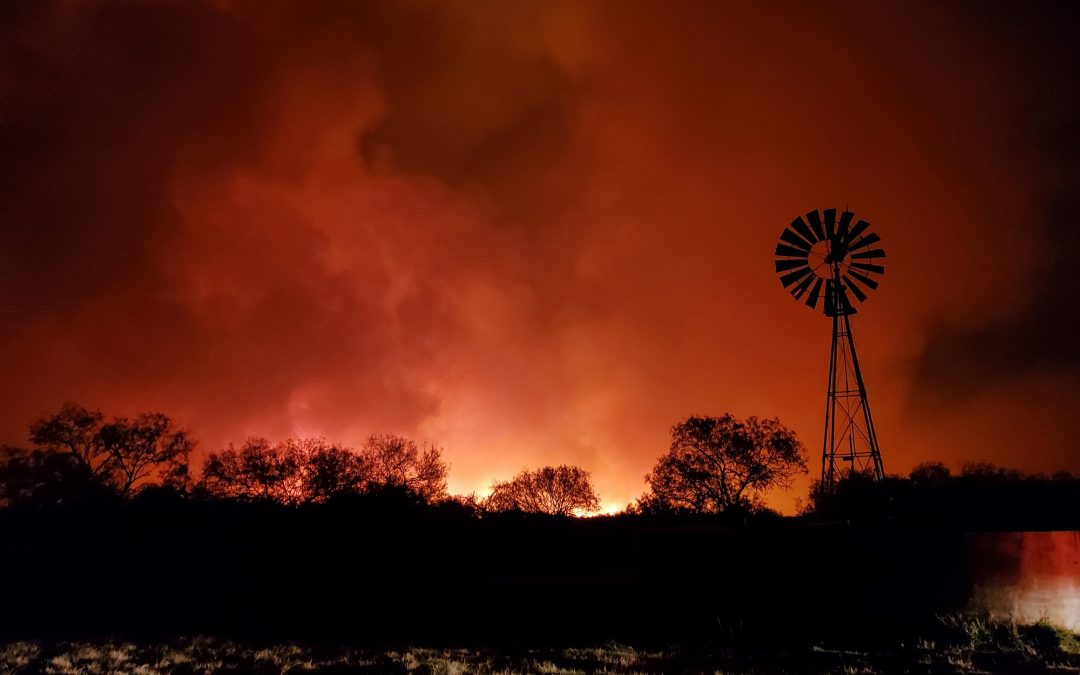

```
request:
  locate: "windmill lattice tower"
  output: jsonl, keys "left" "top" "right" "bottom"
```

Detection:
{"left": 774, "top": 209, "right": 886, "bottom": 491}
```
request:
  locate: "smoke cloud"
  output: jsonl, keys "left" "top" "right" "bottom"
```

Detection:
{"left": 2, "top": 1, "right": 1077, "bottom": 509}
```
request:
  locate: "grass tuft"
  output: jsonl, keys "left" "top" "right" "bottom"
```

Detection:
{"left": 939, "top": 612, "right": 1080, "bottom": 657}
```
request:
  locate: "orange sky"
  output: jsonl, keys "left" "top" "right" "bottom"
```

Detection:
{"left": 2, "top": 1, "right": 1078, "bottom": 512}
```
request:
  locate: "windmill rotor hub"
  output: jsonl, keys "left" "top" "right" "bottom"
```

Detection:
{"left": 773, "top": 208, "right": 885, "bottom": 317}
{"left": 829, "top": 236, "right": 849, "bottom": 258}
{"left": 811, "top": 240, "right": 849, "bottom": 278}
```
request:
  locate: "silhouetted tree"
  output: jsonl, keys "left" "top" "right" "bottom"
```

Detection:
{"left": 28, "top": 403, "right": 193, "bottom": 496}
{"left": 298, "top": 438, "right": 373, "bottom": 502}
{"left": 363, "top": 434, "right": 448, "bottom": 501}
{"left": 806, "top": 471, "right": 896, "bottom": 521}
{"left": 201, "top": 437, "right": 373, "bottom": 504}
{"left": 909, "top": 461, "right": 951, "bottom": 489}
{"left": 201, "top": 438, "right": 299, "bottom": 502}
{"left": 642, "top": 414, "right": 807, "bottom": 514}
{"left": 0, "top": 446, "right": 107, "bottom": 507}
{"left": 485, "top": 465, "right": 601, "bottom": 516}
{"left": 959, "top": 461, "right": 1022, "bottom": 482}
{"left": 804, "top": 461, "right": 1080, "bottom": 528}
{"left": 435, "top": 492, "right": 483, "bottom": 518}
{"left": 97, "top": 412, "right": 194, "bottom": 494}
{"left": 29, "top": 404, "right": 109, "bottom": 480}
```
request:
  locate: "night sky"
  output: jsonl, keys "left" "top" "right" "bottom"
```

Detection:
{"left": 2, "top": 1, "right": 1078, "bottom": 511}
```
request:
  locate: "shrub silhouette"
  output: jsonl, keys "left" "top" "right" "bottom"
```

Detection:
{"left": 363, "top": 434, "right": 448, "bottom": 502}
{"left": 641, "top": 414, "right": 807, "bottom": 514}
{"left": 0, "top": 445, "right": 111, "bottom": 507}
{"left": 200, "top": 434, "right": 449, "bottom": 504}
{"left": 200, "top": 437, "right": 371, "bottom": 503}
{"left": 806, "top": 461, "right": 1080, "bottom": 528}
{"left": 485, "top": 465, "right": 601, "bottom": 516}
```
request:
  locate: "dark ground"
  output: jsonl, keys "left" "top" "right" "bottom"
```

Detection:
{"left": 0, "top": 499, "right": 974, "bottom": 646}
{"left": 3, "top": 496, "right": 1078, "bottom": 673}
{"left": 3, "top": 632, "right": 1079, "bottom": 674}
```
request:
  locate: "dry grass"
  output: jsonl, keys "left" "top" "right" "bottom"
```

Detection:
{"left": 2, "top": 623, "right": 1079, "bottom": 675}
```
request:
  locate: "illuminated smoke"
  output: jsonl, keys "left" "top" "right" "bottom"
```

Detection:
{"left": 1, "top": 2, "right": 1079, "bottom": 509}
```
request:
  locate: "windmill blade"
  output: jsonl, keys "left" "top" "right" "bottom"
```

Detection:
{"left": 823, "top": 208, "right": 837, "bottom": 240}
{"left": 779, "top": 228, "right": 814, "bottom": 252}
{"left": 842, "top": 275, "right": 868, "bottom": 302}
{"left": 846, "top": 269, "right": 879, "bottom": 290}
{"left": 776, "top": 258, "right": 809, "bottom": 273}
{"left": 848, "top": 232, "right": 881, "bottom": 252}
{"left": 805, "top": 277, "right": 824, "bottom": 309}
{"left": 789, "top": 216, "right": 818, "bottom": 244}
{"left": 851, "top": 248, "right": 886, "bottom": 260}
{"left": 791, "top": 273, "right": 815, "bottom": 300}
{"left": 775, "top": 243, "right": 809, "bottom": 258}
{"left": 806, "top": 210, "right": 826, "bottom": 240}
{"left": 780, "top": 266, "right": 812, "bottom": 287}
{"left": 850, "top": 261, "right": 885, "bottom": 275}
{"left": 775, "top": 258, "right": 808, "bottom": 273}
{"left": 844, "top": 219, "right": 871, "bottom": 245}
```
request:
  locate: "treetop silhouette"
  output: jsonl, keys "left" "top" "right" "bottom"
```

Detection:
{"left": 199, "top": 433, "right": 448, "bottom": 504}
{"left": 641, "top": 414, "right": 807, "bottom": 514}
{"left": 29, "top": 402, "right": 193, "bottom": 496}
{"left": 486, "top": 464, "right": 601, "bottom": 516}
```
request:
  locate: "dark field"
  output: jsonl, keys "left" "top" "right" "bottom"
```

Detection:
{"left": 4, "top": 499, "right": 1078, "bottom": 673}
{"left": 1, "top": 502, "right": 974, "bottom": 644}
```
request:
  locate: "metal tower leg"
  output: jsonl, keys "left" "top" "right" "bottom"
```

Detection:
{"left": 841, "top": 312, "right": 885, "bottom": 481}
{"left": 821, "top": 314, "right": 839, "bottom": 490}
{"left": 821, "top": 264, "right": 885, "bottom": 491}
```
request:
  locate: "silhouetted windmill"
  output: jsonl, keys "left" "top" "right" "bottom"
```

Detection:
{"left": 774, "top": 209, "right": 885, "bottom": 490}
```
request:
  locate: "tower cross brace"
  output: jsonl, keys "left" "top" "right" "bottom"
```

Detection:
{"left": 821, "top": 260, "right": 884, "bottom": 490}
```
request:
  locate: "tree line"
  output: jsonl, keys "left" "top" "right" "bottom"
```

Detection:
{"left": 809, "top": 460, "right": 1080, "bottom": 528}
{"left": 0, "top": 404, "right": 809, "bottom": 515}
{"left": 2, "top": 402, "right": 1078, "bottom": 527}
{"left": 0, "top": 403, "right": 453, "bottom": 508}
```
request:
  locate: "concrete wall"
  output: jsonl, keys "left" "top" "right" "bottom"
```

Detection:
{"left": 969, "top": 531, "right": 1080, "bottom": 630}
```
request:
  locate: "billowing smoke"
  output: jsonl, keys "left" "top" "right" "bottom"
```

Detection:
{"left": 2, "top": 1, "right": 1078, "bottom": 509}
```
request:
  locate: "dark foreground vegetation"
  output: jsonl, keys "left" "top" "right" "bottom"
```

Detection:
{"left": 1, "top": 404, "right": 1078, "bottom": 657}
{"left": 0, "top": 493, "right": 1064, "bottom": 648}
{"left": 5, "top": 403, "right": 1079, "bottom": 529}
{"left": 3, "top": 619, "right": 1079, "bottom": 675}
